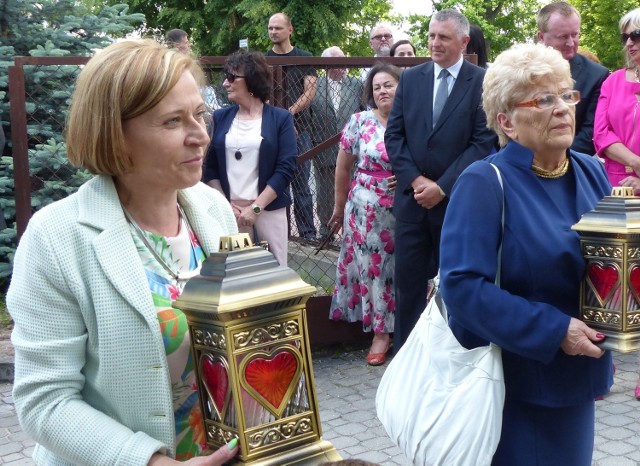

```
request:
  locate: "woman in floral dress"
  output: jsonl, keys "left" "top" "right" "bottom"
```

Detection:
{"left": 329, "top": 63, "right": 400, "bottom": 366}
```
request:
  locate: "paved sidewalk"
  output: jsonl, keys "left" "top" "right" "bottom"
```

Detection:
{"left": 1, "top": 348, "right": 639, "bottom": 465}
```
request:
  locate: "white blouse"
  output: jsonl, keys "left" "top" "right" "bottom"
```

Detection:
{"left": 225, "top": 117, "right": 262, "bottom": 200}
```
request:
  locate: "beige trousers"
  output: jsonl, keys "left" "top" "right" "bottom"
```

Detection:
{"left": 233, "top": 199, "right": 288, "bottom": 266}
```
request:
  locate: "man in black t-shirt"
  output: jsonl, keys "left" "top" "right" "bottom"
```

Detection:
{"left": 266, "top": 12, "right": 318, "bottom": 240}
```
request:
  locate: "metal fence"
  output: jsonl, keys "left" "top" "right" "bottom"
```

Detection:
{"left": 7, "top": 54, "right": 433, "bottom": 295}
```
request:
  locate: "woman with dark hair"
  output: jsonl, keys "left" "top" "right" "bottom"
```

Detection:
{"left": 328, "top": 62, "right": 400, "bottom": 366}
{"left": 467, "top": 24, "right": 489, "bottom": 68}
{"left": 389, "top": 39, "right": 416, "bottom": 57}
{"left": 204, "top": 51, "right": 297, "bottom": 265}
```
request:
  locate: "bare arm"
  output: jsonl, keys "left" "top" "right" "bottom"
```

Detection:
{"left": 601, "top": 143, "right": 640, "bottom": 174}
{"left": 329, "top": 148, "right": 356, "bottom": 232}
{"left": 289, "top": 75, "right": 317, "bottom": 114}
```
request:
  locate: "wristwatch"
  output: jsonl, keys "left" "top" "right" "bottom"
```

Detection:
{"left": 251, "top": 203, "right": 263, "bottom": 215}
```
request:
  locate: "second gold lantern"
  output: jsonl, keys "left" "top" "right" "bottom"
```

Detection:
{"left": 572, "top": 187, "right": 640, "bottom": 353}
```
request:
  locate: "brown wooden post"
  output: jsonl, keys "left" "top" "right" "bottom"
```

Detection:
{"left": 9, "top": 59, "right": 30, "bottom": 239}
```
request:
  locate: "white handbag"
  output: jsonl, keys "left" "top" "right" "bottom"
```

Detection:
{"left": 376, "top": 164, "right": 505, "bottom": 466}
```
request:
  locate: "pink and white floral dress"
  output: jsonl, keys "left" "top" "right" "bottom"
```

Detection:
{"left": 329, "top": 111, "right": 396, "bottom": 333}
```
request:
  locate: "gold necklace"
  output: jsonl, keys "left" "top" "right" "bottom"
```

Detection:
{"left": 122, "top": 204, "right": 202, "bottom": 281}
{"left": 531, "top": 157, "right": 570, "bottom": 179}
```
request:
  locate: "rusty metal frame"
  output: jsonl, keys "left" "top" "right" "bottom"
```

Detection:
{"left": 7, "top": 54, "right": 474, "bottom": 238}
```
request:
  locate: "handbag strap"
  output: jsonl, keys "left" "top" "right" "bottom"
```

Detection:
{"left": 489, "top": 163, "right": 504, "bottom": 287}
{"left": 432, "top": 163, "right": 505, "bottom": 298}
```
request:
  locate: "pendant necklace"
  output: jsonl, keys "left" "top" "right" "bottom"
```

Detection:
{"left": 123, "top": 204, "right": 202, "bottom": 281}
{"left": 233, "top": 115, "right": 243, "bottom": 160}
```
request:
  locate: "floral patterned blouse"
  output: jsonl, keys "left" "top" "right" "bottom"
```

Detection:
{"left": 128, "top": 215, "right": 206, "bottom": 460}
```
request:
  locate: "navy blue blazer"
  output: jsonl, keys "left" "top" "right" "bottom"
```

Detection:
{"left": 385, "top": 59, "right": 497, "bottom": 224}
{"left": 203, "top": 104, "right": 296, "bottom": 211}
{"left": 570, "top": 53, "right": 609, "bottom": 156}
{"left": 440, "top": 141, "right": 614, "bottom": 407}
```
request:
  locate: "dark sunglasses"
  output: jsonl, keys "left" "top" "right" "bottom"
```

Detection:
{"left": 224, "top": 72, "right": 245, "bottom": 83}
{"left": 621, "top": 29, "right": 640, "bottom": 44}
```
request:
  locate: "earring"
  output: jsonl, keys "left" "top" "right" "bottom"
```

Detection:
{"left": 249, "top": 92, "right": 254, "bottom": 97}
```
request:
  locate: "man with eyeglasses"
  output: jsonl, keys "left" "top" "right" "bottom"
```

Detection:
{"left": 537, "top": 1, "right": 609, "bottom": 156}
{"left": 266, "top": 12, "right": 318, "bottom": 240}
{"left": 359, "top": 24, "right": 394, "bottom": 82}
{"left": 369, "top": 24, "right": 394, "bottom": 57}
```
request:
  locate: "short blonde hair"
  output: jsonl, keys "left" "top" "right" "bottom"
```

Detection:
{"left": 66, "top": 39, "right": 206, "bottom": 175}
{"left": 620, "top": 8, "right": 640, "bottom": 68}
{"left": 483, "top": 43, "right": 571, "bottom": 146}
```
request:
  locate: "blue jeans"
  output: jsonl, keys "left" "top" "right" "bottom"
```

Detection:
{"left": 292, "top": 131, "right": 316, "bottom": 239}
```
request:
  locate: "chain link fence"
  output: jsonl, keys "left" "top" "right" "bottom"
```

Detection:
{"left": 7, "top": 55, "right": 430, "bottom": 293}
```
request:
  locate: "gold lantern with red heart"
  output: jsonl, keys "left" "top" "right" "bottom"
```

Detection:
{"left": 572, "top": 187, "right": 640, "bottom": 352}
{"left": 173, "top": 234, "right": 342, "bottom": 464}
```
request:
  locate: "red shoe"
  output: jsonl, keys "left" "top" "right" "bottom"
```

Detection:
{"left": 635, "top": 385, "right": 640, "bottom": 400}
{"left": 367, "top": 351, "right": 388, "bottom": 366}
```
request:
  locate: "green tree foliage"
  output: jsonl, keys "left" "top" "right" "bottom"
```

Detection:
{"left": 406, "top": 0, "right": 541, "bottom": 60}
{"left": 570, "top": 0, "right": 638, "bottom": 70}
{"left": 0, "top": 0, "right": 143, "bottom": 280}
{"left": 115, "top": 0, "right": 393, "bottom": 56}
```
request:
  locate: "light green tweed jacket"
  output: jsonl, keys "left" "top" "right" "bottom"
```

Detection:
{"left": 7, "top": 176, "right": 238, "bottom": 466}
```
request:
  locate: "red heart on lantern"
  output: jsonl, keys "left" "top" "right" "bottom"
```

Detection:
{"left": 201, "top": 355, "right": 229, "bottom": 417}
{"left": 630, "top": 266, "right": 640, "bottom": 301}
{"left": 243, "top": 349, "right": 301, "bottom": 416}
{"left": 587, "top": 263, "right": 618, "bottom": 302}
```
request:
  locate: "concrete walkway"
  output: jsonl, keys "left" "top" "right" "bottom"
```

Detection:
{"left": 1, "top": 348, "right": 639, "bottom": 465}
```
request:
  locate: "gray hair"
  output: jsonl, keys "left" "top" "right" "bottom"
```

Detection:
{"left": 369, "top": 23, "right": 393, "bottom": 39}
{"left": 432, "top": 9, "right": 470, "bottom": 37}
{"left": 483, "top": 43, "right": 571, "bottom": 146}
{"left": 321, "top": 46, "right": 344, "bottom": 58}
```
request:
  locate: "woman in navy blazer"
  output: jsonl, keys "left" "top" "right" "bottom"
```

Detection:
{"left": 204, "top": 51, "right": 296, "bottom": 265}
{"left": 440, "top": 44, "right": 613, "bottom": 465}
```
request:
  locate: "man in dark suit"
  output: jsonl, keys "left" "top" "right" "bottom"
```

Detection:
{"left": 537, "top": 1, "right": 609, "bottom": 156}
{"left": 311, "top": 46, "right": 364, "bottom": 240}
{"left": 385, "top": 8, "right": 497, "bottom": 350}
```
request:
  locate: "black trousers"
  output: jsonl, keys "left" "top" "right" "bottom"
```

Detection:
{"left": 393, "top": 215, "right": 441, "bottom": 351}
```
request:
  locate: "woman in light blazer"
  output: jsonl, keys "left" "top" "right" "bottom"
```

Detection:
{"left": 8, "top": 40, "right": 239, "bottom": 465}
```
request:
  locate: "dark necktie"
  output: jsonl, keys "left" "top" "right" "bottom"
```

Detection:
{"left": 432, "top": 68, "right": 450, "bottom": 127}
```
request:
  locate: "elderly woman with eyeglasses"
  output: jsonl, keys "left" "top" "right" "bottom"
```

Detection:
{"left": 204, "top": 51, "right": 297, "bottom": 265}
{"left": 594, "top": 7, "right": 640, "bottom": 401}
{"left": 440, "top": 43, "right": 613, "bottom": 465}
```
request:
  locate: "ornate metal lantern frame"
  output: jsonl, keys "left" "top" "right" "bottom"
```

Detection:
{"left": 173, "top": 234, "right": 341, "bottom": 464}
{"left": 572, "top": 187, "right": 640, "bottom": 353}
